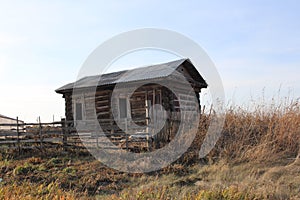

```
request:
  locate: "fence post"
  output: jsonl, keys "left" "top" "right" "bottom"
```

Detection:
{"left": 16, "top": 117, "right": 20, "bottom": 154}
{"left": 38, "top": 116, "right": 43, "bottom": 149}
{"left": 145, "top": 93, "right": 150, "bottom": 151}
{"left": 62, "top": 118, "right": 67, "bottom": 151}
{"left": 125, "top": 118, "right": 128, "bottom": 150}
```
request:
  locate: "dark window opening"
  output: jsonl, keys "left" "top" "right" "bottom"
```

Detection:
{"left": 155, "top": 93, "right": 161, "bottom": 105}
{"left": 75, "top": 103, "right": 83, "bottom": 120}
{"left": 119, "top": 98, "right": 127, "bottom": 118}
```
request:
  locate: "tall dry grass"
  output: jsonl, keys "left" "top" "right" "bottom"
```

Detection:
{"left": 191, "top": 98, "right": 300, "bottom": 163}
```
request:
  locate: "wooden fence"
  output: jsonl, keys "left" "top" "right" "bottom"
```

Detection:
{"left": 0, "top": 118, "right": 152, "bottom": 153}
{"left": 0, "top": 118, "right": 67, "bottom": 152}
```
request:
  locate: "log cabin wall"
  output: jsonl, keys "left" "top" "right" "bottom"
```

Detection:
{"left": 63, "top": 82, "right": 201, "bottom": 149}
{"left": 111, "top": 84, "right": 164, "bottom": 135}
{"left": 64, "top": 92, "right": 73, "bottom": 121}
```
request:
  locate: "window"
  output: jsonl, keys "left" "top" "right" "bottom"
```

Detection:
{"left": 75, "top": 103, "right": 83, "bottom": 120}
{"left": 119, "top": 98, "right": 127, "bottom": 118}
{"left": 155, "top": 93, "right": 161, "bottom": 105}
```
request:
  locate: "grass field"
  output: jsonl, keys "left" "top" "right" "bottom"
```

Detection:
{"left": 0, "top": 99, "right": 299, "bottom": 199}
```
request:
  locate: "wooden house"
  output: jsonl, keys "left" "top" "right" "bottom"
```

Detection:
{"left": 56, "top": 58, "right": 207, "bottom": 149}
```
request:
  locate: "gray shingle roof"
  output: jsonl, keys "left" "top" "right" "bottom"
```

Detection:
{"left": 56, "top": 58, "right": 207, "bottom": 93}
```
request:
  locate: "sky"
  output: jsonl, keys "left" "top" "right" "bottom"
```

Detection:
{"left": 0, "top": 0, "right": 299, "bottom": 122}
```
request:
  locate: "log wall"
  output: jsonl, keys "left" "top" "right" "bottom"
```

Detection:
{"left": 63, "top": 82, "right": 201, "bottom": 150}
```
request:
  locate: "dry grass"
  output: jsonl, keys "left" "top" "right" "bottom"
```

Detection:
{"left": 0, "top": 182, "right": 78, "bottom": 200}
{"left": 191, "top": 98, "right": 300, "bottom": 163}
{"left": 0, "top": 98, "right": 299, "bottom": 199}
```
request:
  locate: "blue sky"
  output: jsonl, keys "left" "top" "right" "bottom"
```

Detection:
{"left": 0, "top": 0, "right": 299, "bottom": 122}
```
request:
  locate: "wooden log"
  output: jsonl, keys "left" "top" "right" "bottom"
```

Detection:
{"left": 17, "top": 117, "right": 21, "bottom": 153}
{"left": 0, "top": 137, "right": 62, "bottom": 144}
{"left": 0, "top": 121, "right": 63, "bottom": 126}
{"left": 0, "top": 131, "right": 62, "bottom": 137}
